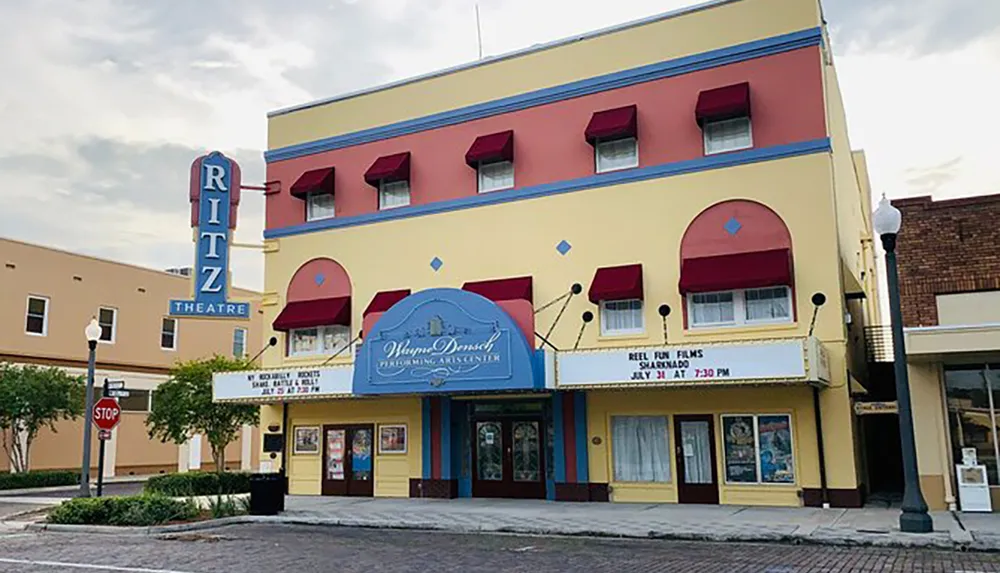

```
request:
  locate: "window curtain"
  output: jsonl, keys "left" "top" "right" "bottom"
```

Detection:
{"left": 680, "top": 420, "right": 713, "bottom": 484}
{"left": 612, "top": 416, "right": 671, "bottom": 482}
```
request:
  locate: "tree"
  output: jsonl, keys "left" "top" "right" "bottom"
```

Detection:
{"left": 0, "top": 362, "right": 86, "bottom": 472}
{"left": 146, "top": 355, "right": 258, "bottom": 473}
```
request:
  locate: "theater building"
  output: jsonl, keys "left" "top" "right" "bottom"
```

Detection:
{"left": 214, "top": 0, "right": 882, "bottom": 506}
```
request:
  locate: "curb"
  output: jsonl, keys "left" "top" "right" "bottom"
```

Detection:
{"left": 19, "top": 514, "right": 993, "bottom": 552}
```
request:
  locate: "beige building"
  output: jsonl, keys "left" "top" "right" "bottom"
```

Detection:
{"left": 0, "top": 237, "right": 263, "bottom": 476}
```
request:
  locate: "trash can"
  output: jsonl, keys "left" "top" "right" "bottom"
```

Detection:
{"left": 249, "top": 473, "right": 284, "bottom": 516}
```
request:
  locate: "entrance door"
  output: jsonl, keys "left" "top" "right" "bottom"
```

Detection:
{"left": 674, "top": 415, "right": 719, "bottom": 504}
{"left": 472, "top": 418, "right": 545, "bottom": 499}
{"left": 322, "top": 425, "right": 375, "bottom": 497}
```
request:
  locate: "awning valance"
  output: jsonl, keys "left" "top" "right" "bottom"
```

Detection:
{"left": 463, "top": 276, "right": 533, "bottom": 303}
{"left": 272, "top": 297, "right": 351, "bottom": 331}
{"left": 588, "top": 264, "right": 643, "bottom": 303}
{"left": 289, "top": 167, "right": 335, "bottom": 199}
{"left": 363, "top": 289, "right": 411, "bottom": 317}
{"left": 695, "top": 82, "right": 751, "bottom": 126}
{"left": 585, "top": 104, "right": 638, "bottom": 145}
{"left": 679, "top": 248, "right": 791, "bottom": 293}
{"left": 364, "top": 152, "right": 410, "bottom": 187}
{"left": 465, "top": 130, "right": 514, "bottom": 167}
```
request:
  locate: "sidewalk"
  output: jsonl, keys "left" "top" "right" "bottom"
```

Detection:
{"left": 276, "top": 496, "right": 997, "bottom": 551}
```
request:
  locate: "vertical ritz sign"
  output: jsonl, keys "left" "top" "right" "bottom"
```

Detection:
{"left": 169, "top": 151, "right": 251, "bottom": 319}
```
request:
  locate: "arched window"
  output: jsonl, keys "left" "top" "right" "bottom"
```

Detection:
{"left": 272, "top": 258, "right": 353, "bottom": 357}
{"left": 679, "top": 200, "right": 794, "bottom": 328}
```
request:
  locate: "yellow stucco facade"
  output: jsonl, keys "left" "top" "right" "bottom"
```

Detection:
{"left": 229, "top": 0, "right": 880, "bottom": 507}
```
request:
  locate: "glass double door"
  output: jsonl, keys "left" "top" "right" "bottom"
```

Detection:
{"left": 472, "top": 418, "right": 546, "bottom": 499}
{"left": 322, "top": 424, "right": 374, "bottom": 497}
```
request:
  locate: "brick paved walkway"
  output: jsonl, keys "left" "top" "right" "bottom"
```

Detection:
{"left": 4, "top": 524, "right": 1000, "bottom": 572}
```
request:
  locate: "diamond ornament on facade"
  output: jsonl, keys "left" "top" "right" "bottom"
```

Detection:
{"left": 314, "top": 273, "right": 326, "bottom": 286}
{"left": 724, "top": 217, "right": 742, "bottom": 236}
{"left": 430, "top": 257, "right": 443, "bottom": 271}
{"left": 556, "top": 240, "right": 572, "bottom": 255}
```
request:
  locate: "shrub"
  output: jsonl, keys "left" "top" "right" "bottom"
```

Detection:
{"left": 47, "top": 494, "right": 199, "bottom": 526}
{"left": 0, "top": 470, "right": 78, "bottom": 491}
{"left": 207, "top": 495, "right": 245, "bottom": 519}
{"left": 144, "top": 471, "right": 250, "bottom": 497}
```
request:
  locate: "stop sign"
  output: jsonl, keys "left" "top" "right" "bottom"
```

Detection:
{"left": 92, "top": 397, "right": 121, "bottom": 431}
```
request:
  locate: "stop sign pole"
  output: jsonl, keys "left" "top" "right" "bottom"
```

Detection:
{"left": 92, "top": 380, "right": 122, "bottom": 497}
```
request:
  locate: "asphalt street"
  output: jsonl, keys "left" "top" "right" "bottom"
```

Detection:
{"left": 3, "top": 481, "right": 146, "bottom": 498}
{"left": 2, "top": 524, "right": 1000, "bottom": 572}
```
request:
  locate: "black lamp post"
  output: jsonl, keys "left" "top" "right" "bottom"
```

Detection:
{"left": 873, "top": 195, "right": 933, "bottom": 533}
{"left": 79, "top": 317, "right": 103, "bottom": 497}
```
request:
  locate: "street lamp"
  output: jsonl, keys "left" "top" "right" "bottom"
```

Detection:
{"left": 873, "top": 195, "right": 933, "bottom": 533}
{"left": 79, "top": 317, "right": 102, "bottom": 497}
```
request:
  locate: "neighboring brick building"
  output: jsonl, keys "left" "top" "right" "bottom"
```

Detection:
{"left": 894, "top": 194, "right": 1000, "bottom": 327}
{"left": 894, "top": 192, "right": 1000, "bottom": 512}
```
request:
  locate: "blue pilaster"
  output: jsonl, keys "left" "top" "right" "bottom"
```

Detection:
{"left": 441, "top": 397, "right": 452, "bottom": 480}
{"left": 574, "top": 391, "right": 589, "bottom": 483}
{"left": 421, "top": 397, "right": 432, "bottom": 480}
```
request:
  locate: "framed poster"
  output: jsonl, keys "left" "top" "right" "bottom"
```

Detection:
{"left": 293, "top": 426, "right": 320, "bottom": 455}
{"left": 722, "top": 415, "right": 758, "bottom": 483}
{"left": 326, "top": 429, "right": 345, "bottom": 480}
{"left": 379, "top": 424, "right": 407, "bottom": 454}
{"left": 757, "top": 415, "right": 795, "bottom": 483}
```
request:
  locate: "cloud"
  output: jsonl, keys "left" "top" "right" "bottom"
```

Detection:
{"left": 823, "top": 0, "right": 1000, "bottom": 55}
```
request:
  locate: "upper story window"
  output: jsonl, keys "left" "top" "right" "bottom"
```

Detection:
{"left": 306, "top": 192, "right": 336, "bottom": 221}
{"left": 25, "top": 296, "right": 49, "bottom": 336}
{"left": 98, "top": 307, "right": 117, "bottom": 343}
{"left": 689, "top": 286, "right": 791, "bottom": 328}
{"left": 290, "top": 167, "right": 336, "bottom": 222}
{"left": 703, "top": 117, "right": 752, "bottom": 155}
{"left": 273, "top": 257, "right": 353, "bottom": 358}
{"left": 679, "top": 200, "right": 794, "bottom": 330}
{"left": 379, "top": 180, "right": 411, "bottom": 209}
{"left": 601, "top": 299, "right": 645, "bottom": 335}
{"left": 695, "top": 82, "right": 753, "bottom": 156}
{"left": 466, "top": 130, "right": 515, "bottom": 193}
{"left": 364, "top": 152, "right": 411, "bottom": 211}
{"left": 233, "top": 327, "right": 247, "bottom": 358}
{"left": 289, "top": 325, "right": 351, "bottom": 357}
{"left": 478, "top": 161, "right": 514, "bottom": 193}
{"left": 585, "top": 104, "right": 639, "bottom": 174}
{"left": 588, "top": 263, "right": 645, "bottom": 336}
{"left": 595, "top": 137, "right": 639, "bottom": 173}
{"left": 160, "top": 317, "right": 177, "bottom": 350}
{"left": 120, "top": 389, "right": 152, "bottom": 413}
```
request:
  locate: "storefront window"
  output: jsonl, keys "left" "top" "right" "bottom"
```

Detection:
{"left": 722, "top": 414, "right": 795, "bottom": 484}
{"left": 611, "top": 416, "right": 671, "bottom": 482}
{"left": 945, "top": 365, "right": 1000, "bottom": 484}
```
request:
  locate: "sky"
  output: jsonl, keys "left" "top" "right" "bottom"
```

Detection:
{"left": 0, "top": 0, "right": 996, "bottom": 292}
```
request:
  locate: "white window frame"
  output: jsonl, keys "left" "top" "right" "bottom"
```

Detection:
{"left": 233, "top": 327, "right": 248, "bottom": 358}
{"left": 25, "top": 295, "right": 49, "bottom": 336}
{"left": 720, "top": 413, "right": 796, "bottom": 486}
{"left": 477, "top": 160, "right": 514, "bottom": 193}
{"left": 687, "top": 286, "right": 792, "bottom": 329}
{"left": 305, "top": 192, "right": 336, "bottom": 221}
{"left": 599, "top": 299, "right": 645, "bottom": 336}
{"left": 378, "top": 179, "right": 411, "bottom": 210}
{"left": 610, "top": 414, "right": 672, "bottom": 484}
{"left": 594, "top": 137, "right": 639, "bottom": 174}
{"left": 160, "top": 317, "right": 178, "bottom": 351}
{"left": 703, "top": 116, "right": 753, "bottom": 155}
{"left": 288, "top": 325, "right": 351, "bottom": 357}
{"left": 98, "top": 306, "right": 117, "bottom": 344}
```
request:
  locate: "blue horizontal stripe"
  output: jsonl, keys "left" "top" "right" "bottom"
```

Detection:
{"left": 263, "top": 138, "right": 831, "bottom": 239}
{"left": 264, "top": 27, "right": 822, "bottom": 163}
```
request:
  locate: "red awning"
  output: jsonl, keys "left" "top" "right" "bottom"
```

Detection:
{"left": 364, "top": 152, "right": 410, "bottom": 187}
{"left": 289, "top": 167, "right": 335, "bottom": 199}
{"left": 679, "top": 248, "right": 792, "bottom": 293}
{"left": 465, "top": 130, "right": 514, "bottom": 167}
{"left": 363, "top": 289, "right": 411, "bottom": 317}
{"left": 272, "top": 297, "right": 351, "bottom": 331}
{"left": 588, "top": 264, "right": 643, "bottom": 303}
{"left": 695, "top": 82, "right": 751, "bottom": 126}
{"left": 584, "top": 105, "right": 638, "bottom": 145}
{"left": 463, "top": 276, "right": 533, "bottom": 303}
